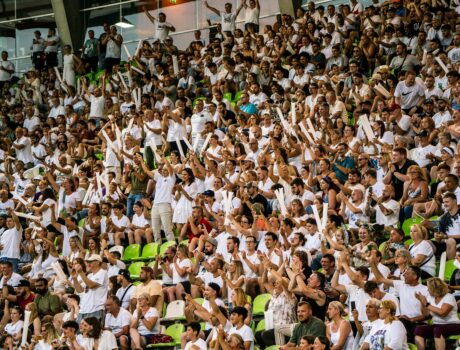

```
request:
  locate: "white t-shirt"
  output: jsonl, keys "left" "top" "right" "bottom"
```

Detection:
{"left": 394, "top": 81, "right": 425, "bottom": 109}
{"left": 116, "top": 284, "right": 135, "bottom": 309}
{"left": 368, "top": 320, "right": 408, "bottom": 350}
{"left": 409, "top": 241, "right": 436, "bottom": 277}
{"left": 89, "top": 95, "right": 104, "bottom": 119}
{"left": 0, "top": 227, "right": 22, "bottom": 259}
{"left": 4, "top": 320, "right": 23, "bottom": 337}
{"left": 41, "top": 198, "right": 57, "bottom": 227}
{"left": 0, "top": 60, "right": 14, "bottom": 81}
{"left": 132, "top": 307, "right": 159, "bottom": 335}
{"left": 345, "top": 284, "right": 370, "bottom": 322}
{"left": 221, "top": 12, "right": 237, "bottom": 32}
{"left": 57, "top": 188, "right": 81, "bottom": 215}
{"left": 228, "top": 324, "right": 254, "bottom": 350}
{"left": 172, "top": 258, "right": 192, "bottom": 283}
{"left": 153, "top": 172, "right": 175, "bottom": 205}
{"left": 105, "top": 307, "right": 132, "bottom": 334}
{"left": 429, "top": 293, "right": 460, "bottom": 324}
{"left": 13, "top": 136, "right": 34, "bottom": 164}
{"left": 184, "top": 338, "right": 207, "bottom": 350}
{"left": 79, "top": 268, "right": 108, "bottom": 313}
{"left": 154, "top": 21, "right": 174, "bottom": 41}
{"left": 392, "top": 280, "right": 429, "bottom": 318}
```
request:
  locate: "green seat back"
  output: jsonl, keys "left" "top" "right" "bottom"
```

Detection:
{"left": 140, "top": 242, "right": 160, "bottom": 260}
{"left": 402, "top": 217, "right": 423, "bottom": 237}
{"left": 255, "top": 319, "right": 265, "bottom": 333}
{"left": 123, "top": 244, "right": 141, "bottom": 261}
{"left": 252, "top": 293, "right": 272, "bottom": 315}
{"left": 445, "top": 259, "right": 456, "bottom": 281}
{"left": 128, "top": 261, "right": 145, "bottom": 279}
{"left": 159, "top": 241, "right": 177, "bottom": 257}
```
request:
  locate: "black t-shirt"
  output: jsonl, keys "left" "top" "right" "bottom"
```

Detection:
{"left": 439, "top": 209, "right": 460, "bottom": 237}
{"left": 99, "top": 33, "right": 108, "bottom": 54}
{"left": 391, "top": 159, "right": 417, "bottom": 200}
{"left": 222, "top": 110, "right": 237, "bottom": 125}
{"left": 242, "top": 193, "right": 269, "bottom": 218}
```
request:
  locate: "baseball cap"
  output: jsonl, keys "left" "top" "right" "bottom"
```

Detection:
{"left": 118, "top": 269, "right": 131, "bottom": 281}
{"left": 418, "top": 130, "right": 429, "bottom": 138}
{"left": 206, "top": 237, "right": 218, "bottom": 247}
{"left": 86, "top": 254, "right": 102, "bottom": 262}
{"left": 424, "top": 99, "right": 434, "bottom": 105}
{"left": 203, "top": 190, "right": 215, "bottom": 197}
{"left": 16, "top": 279, "right": 31, "bottom": 288}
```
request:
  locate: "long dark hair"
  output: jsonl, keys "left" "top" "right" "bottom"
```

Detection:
{"left": 84, "top": 317, "right": 102, "bottom": 339}
{"left": 41, "top": 187, "right": 56, "bottom": 201}
{"left": 183, "top": 167, "right": 195, "bottom": 184}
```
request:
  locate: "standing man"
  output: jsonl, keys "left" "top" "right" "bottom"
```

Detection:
{"left": 102, "top": 25, "right": 123, "bottom": 73}
{"left": 72, "top": 254, "right": 108, "bottom": 323}
{"left": 242, "top": 0, "right": 260, "bottom": 33}
{"left": 0, "top": 51, "right": 14, "bottom": 88}
{"left": 44, "top": 28, "right": 59, "bottom": 69}
{"left": 83, "top": 30, "right": 99, "bottom": 73}
{"left": 98, "top": 23, "right": 110, "bottom": 70}
{"left": 205, "top": 1, "right": 244, "bottom": 34}
{"left": 0, "top": 210, "right": 22, "bottom": 272}
{"left": 124, "top": 153, "right": 148, "bottom": 218}
{"left": 143, "top": 7, "right": 176, "bottom": 42}
{"left": 30, "top": 31, "right": 45, "bottom": 71}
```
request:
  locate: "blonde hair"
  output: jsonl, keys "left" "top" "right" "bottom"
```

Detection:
{"left": 408, "top": 165, "right": 427, "bottom": 182}
{"left": 233, "top": 288, "right": 248, "bottom": 307}
{"left": 230, "top": 260, "right": 244, "bottom": 279}
{"left": 394, "top": 248, "right": 411, "bottom": 262}
{"left": 427, "top": 277, "right": 449, "bottom": 297}
{"left": 329, "top": 301, "right": 345, "bottom": 316}
{"left": 381, "top": 300, "right": 397, "bottom": 322}
{"left": 411, "top": 224, "right": 429, "bottom": 240}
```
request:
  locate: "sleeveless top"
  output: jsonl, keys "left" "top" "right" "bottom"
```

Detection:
{"left": 106, "top": 37, "right": 121, "bottom": 59}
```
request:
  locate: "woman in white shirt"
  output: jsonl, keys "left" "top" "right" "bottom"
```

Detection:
{"left": 408, "top": 224, "right": 436, "bottom": 279}
{"left": 130, "top": 293, "right": 160, "bottom": 349}
{"left": 30, "top": 187, "right": 57, "bottom": 235}
{"left": 326, "top": 301, "right": 354, "bottom": 350}
{"left": 365, "top": 300, "right": 409, "bottom": 350}
{"left": 414, "top": 278, "right": 460, "bottom": 350}
{"left": 128, "top": 201, "right": 152, "bottom": 245}
{"left": 2, "top": 304, "right": 24, "bottom": 346}
{"left": 164, "top": 244, "right": 192, "bottom": 302}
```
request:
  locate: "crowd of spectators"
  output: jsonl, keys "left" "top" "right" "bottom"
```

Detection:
{"left": 1, "top": 0, "right": 460, "bottom": 349}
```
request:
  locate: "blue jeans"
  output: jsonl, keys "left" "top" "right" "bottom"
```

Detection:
{"left": 127, "top": 193, "right": 144, "bottom": 218}
{"left": 0, "top": 258, "right": 19, "bottom": 273}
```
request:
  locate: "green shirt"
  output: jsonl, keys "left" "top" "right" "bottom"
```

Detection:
{"left": 289, "top": 317, "right": 326, "bottom": 345}
{"left": 34, "top": 292, "right": 63, "bottom": 317}
{"left": 130, "top": 166, "right": 148, "bottom": 195}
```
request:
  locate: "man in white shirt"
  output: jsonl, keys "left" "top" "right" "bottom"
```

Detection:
{"left": 0, "top": 260, "right": 24, "bottom": 288}
{"left": 410, "top": 131, "right": 437, "bottom": 168}
{"left": 44, "top": 28, "right": 59, "bottom": 68}
{"left": 116, "top": 269, "right": 135, "bottom": 310}
{"left": 366, "top": 184, "right": 400, "bottom": 228}
{"left": 47, "top": 97, "right": 65, "bottom": 119}
{"left": 144, "top": 7, "right": 176, "bottom": 42}
{"left": 0, "top": 51, "right": 14, "bottom": 86}
{"left": 184, "top": 322, "right": 207, "bottom": 350}
{"left": 73, "top": 254, "right": 109, "bottom": 323}
{"left": 205, "top": 1, "right": 244, "bottom": 34}
{"left": 432, "top": 97, "right": 452, "bottom": 128}
{"left": 105, "top": 295, "right": 132, "bottom": 350}
{"left": 0, "top": 210, "right": 22, "bottom": 272}
{"left": 394, "top": 70, "right": 425, "bottom": 113}
{"left": 11, "top": 127, "right": 34, "bottom": 168}
{"left": 228, "top": 307, "right": 254, "bottom": 350}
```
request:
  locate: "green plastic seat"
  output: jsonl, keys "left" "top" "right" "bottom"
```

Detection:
{"left": 159, "top": 241, "right": 177, "bottom": 257}
{"left": 95, "top": 152, "right": 104, "bottom": 161}
{"left": 78, "top": 218, "right": 85, "bottom": 227}
{"left": 128, "top": 261, "right": 145, "bottom": 279}
{"left": 132, "top": 281, "right": 141, "bottom": 286}
{"left": 402, "top": 217, "right": 423, "bottom": 237}
{"left": 146, "top": 323, "right": 184, "bottom": 348}
{"left": 122, "top": 244, "right": 141, "bottom": 262}
{"left": 379, "top": 241, "right": 386, "bottom": 252}
{"left": 265, "top": 346, "right": 280, "bottom": 350}
{"left": 233, "top": 90, "right": 243, "bottom": 102}
{"left": 255, "top": 319, "right": 265, "bottom": 333}
{"left": 223, "top": 92, "right": 233, "bottom": 102}
{"left": 134, "top": 242, "right": 160, "bottom": 261}
{"left": 252, "top": 293, "right": 272, "bottom": 316}
{"left": 179, "top": 239, "right": 189, "bottom": 246}
{"left": 408, "top": 344, "right": 417, "bottom": 350}
{"left": 444, "top": 259, "right": 456, "bottom": 281}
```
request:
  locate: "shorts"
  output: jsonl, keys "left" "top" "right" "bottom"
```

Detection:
{"left": 180, "top": 281, "right": 191, "bottom": 294}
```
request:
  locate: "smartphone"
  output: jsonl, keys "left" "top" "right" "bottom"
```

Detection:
{"left": 351, "top": 301, "right": 356, "bottom": 311}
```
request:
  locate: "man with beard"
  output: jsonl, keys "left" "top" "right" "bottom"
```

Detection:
{"left": 11, "top": 279, "right": 35, "bottom": 311}
{"left": 188, "top": 251, "right": 224, "bottom": 298}
{"left": 130, "top": 266, "right": 162, "bottom": 313}
{"left": 366, "top": 184, "right": 400, "bottom": 228}
{"left": 115, "top": 269, "right": 134, "bottom": 310}
{"left": 179, "top": 206, "right": 212, "bottom": 253}
{"left": 34, "top": 277, "right": 62, "bottom": 318}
